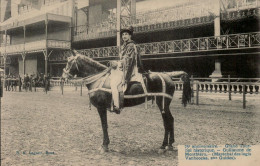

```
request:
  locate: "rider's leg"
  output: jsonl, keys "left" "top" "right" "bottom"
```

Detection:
{"left": 110, "top": 66, "right": 123, "bottom": 113}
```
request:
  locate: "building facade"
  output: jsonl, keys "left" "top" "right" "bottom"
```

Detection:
{"left": 0, "top": 0, "right": 73, "bottom": 77}
{"left": 1, "top": 0, "right": 260, "bottom": 78}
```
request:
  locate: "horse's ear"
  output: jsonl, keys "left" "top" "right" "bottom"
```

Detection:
{"left": 67, "top": 56, "right": 74, "bottom": 61}
{"left": 72, "top": 50, "right": 79, "bottom": 56}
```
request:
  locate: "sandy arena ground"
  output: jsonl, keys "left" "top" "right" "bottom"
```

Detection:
{"left": 1, "top": 86, "right": 260, "bottom": 166}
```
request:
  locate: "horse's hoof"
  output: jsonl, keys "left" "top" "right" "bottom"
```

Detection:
{"left": 99, "top": 145, "right": 109, "bottom": 154}
{"left": 167, "top": 145, "right": 177, "bottom": 151}
{"left": 158, "top": 148, "right": 166, "bottom": 154}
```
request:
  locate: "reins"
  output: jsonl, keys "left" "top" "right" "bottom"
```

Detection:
{"left": 67, "top": 68, "right": 111, "bottom": 85}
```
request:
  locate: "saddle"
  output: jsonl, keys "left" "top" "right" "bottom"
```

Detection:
{"left": 110, "top": 60, "right": 147, "bottom": 94}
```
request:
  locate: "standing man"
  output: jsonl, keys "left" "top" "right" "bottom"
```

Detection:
{"left": 29, "top": 75, "right": 33, "bottom": 92}
{"left": 111, "top": 26, "right": 144, "bottom": 114}
{"left": 24, "top": 74, "right": 29, "bottom": 92}
{"left": 18, "top": 75, "right": 22, "bottom": 92}
{"left": 5, "top": 75, "right": 9, "bottom": 91}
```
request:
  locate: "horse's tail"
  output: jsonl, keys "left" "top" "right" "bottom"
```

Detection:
{"left": 181, "top": 74, "right": 192, "bottom": 107}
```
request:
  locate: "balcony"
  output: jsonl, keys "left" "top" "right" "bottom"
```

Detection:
{"left": 73, "top": 0, "right": 260, "bottom": 42}
{"left": 76, "top": 32, "right": 260, "bottom": 58}
{"left": 0, "top": 40, "right": 71, "bottom": 55}
{"left": 224, "top": 0, "right": 260, "bottom": 11}
{"left": 18, "top": 0, "right": 71, "bottom": 16}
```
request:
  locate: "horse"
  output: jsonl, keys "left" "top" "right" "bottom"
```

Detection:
{"left": 62, "top": 52, "right": 191, "bottom": 153}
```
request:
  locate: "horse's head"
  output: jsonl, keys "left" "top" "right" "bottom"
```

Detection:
{"left": 62, "top": 55, "right": 79, "bottom": 79}
{"left": 62, "top": 51, "right": 108, "bottom": 79}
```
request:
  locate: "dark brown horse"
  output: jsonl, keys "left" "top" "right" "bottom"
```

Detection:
{"left": 62, "top": 53, "right": 191, "bottom": 153}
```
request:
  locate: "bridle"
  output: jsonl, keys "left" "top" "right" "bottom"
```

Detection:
{"left": 63, "top": 56, "right": 79, "bottom": 78}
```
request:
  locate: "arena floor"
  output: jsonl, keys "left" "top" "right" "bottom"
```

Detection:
{"left": 1, "top": 87, "right": 260, "bottom": 166}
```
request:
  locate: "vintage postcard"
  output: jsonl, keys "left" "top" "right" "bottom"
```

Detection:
{"left": 1, "top": 0, "right": 260, "bottom": 165}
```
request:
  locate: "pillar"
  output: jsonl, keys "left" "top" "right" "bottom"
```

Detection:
{"left": 3, "top": 55, "right": 6, "bottom": 88}
{"left": 44, "top": 50, "right": 48, "bottom": 76}
{"left": 117, "top": 0, "right": 136, "bottom": 59}
{"left": 210, "top": 0, "right": 222, "bottom": 81}
{"left": 43, "top": 49, "right": 53, "bottom": 76}
{"left": 23, "top": 25, "right": 26, "bottom": 50}
{"left": 130, "top": 0, "right": 136, "bottom": 23}
{"left": 11, "top": 0, "right": 19, "bottom": 17}
{"left": 22, "top": 53, "right": 26, "bottom": 76}
{"left": 45, "top": 17, "right": 48, "bottom": 76}
{"left": 4, "top": 30, "right": 7, "bottom": 78}
{"left": 117, "top": 0, "right": 121, "bottom": 58}
{"left": 70, "top": 0, "right": 75, "bottom": 42}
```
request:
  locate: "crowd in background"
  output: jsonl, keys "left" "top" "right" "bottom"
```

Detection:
{"left": 4, "top": 73, "right": 51, "bottom": 92}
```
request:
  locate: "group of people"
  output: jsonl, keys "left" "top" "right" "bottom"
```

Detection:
{"left": 4, "top": 73, "right": 51, "bottom": 92}
{"left": 4, "top": 75, "right": 20, "bottom": 91}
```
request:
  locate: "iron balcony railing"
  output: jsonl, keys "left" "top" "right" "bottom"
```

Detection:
{"left": 0, "top": 40, "right": 71, "bottom": 55}
{"left": 76, "top": 32, "right": 260, "bottom": 58}
{"left": 77, "top": 46, "right": 119, "bottom": 58}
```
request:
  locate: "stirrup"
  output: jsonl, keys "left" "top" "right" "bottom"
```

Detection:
{"left": 113, "top": 106, "right": 121, "bottom": 114}
{"left": 107, "top": 106, "right": 121, "bottom": 114}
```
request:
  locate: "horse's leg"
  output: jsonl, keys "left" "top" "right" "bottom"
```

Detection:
{"left": 97, "top": 107, "right": 110, "bottom": 153}
{"left": 165, "top": 105, "right": 175, "bottom": 151}
{"left": 157, "top": 98, "right": 175, "bottom": 153}
{"left": 157, "top": 97, "right": 169, "bottom": 153}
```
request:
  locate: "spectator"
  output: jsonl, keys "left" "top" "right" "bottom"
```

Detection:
{"left": 7, "top": 75, "right": 11, "bottom": 91}
{"left": 24, "top": 74, "right": 29, "bottom": 92}
{"left": 29, "top": 75, "right": 33, "bottom": 92}
{"left": 5, "top": 75, "right": 9, "bottom": 91}
{"left": 18, "top": 75, "right": 22, "bottom": 92}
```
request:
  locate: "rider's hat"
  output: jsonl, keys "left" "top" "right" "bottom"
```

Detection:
{"left": 120, "top": 26, "right": 134, "bottom": 37}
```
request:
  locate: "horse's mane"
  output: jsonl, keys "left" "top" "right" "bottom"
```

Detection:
{"left": 73, "top": 50, "right": 108, "bottom": 70}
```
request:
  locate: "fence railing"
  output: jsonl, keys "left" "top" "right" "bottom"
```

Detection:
{"left": 173, "top": 81, "right": 260, "bottom": 94}
{"left": 172, "top": 78, "right": 260, "bottom": 109}
{"left": 50, "top": 79, "right": 74, "bottom": 86}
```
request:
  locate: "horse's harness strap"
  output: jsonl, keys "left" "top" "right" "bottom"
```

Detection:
{"left": 87, "top": 88, "right": 172, "bottom": 100}
{"left": 68, "top": 68, "right": 110, "bottom": 85}
{"left": 140, "top": 76, "right": 147, "bottom": 94}
{"left": 155, "top": 72, "right": 167, "bottom": 112}
{"left": 98, "top": 73, "right": 110, "bottom": 88}
{"left": 88, "top": 88, "right": 112, "bottom": 94}
{"left": 124, "top": 93, "right": 172, "bottom": 99}
{"left": 156, "top": 73, "right": 166, "bottom": 93}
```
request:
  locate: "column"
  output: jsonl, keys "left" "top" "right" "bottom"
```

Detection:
{"left": 117, "top": 0, "right": 136, "bottom": 59}
{"left": 210, "top": 0, "right": 222, "bottom": 81}
{"left": 23, "top": 25, "right": 26, "bottom": 50}
{"left": 45, "top": 17, "right": 48, "bottom": 76}
{"left": 70, "top": 0, "right": 75, "bottom": 42}
{"left": 44, "top": 50, "right": 48, "bottom": 76}
{"left": 22, "top": 53, "right": 26, "bottom": 76}
{"left": 11, "top": 0, "right": 19, "bottom": 17}
{"left": 130, "top": 0, "right": 136, "bottom": 23}
{"left": 4, "top": 30, "right": 7, "bottom": 77}
{"left": 117, "top": 0, "right": 121, "bottom": 59}
{"left": 3, "top": 55, "right": 6, "bottom": 88}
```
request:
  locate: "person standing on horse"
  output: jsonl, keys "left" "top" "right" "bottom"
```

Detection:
{"left": 111, "top": 26, "right": 144, "bottom": 114}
